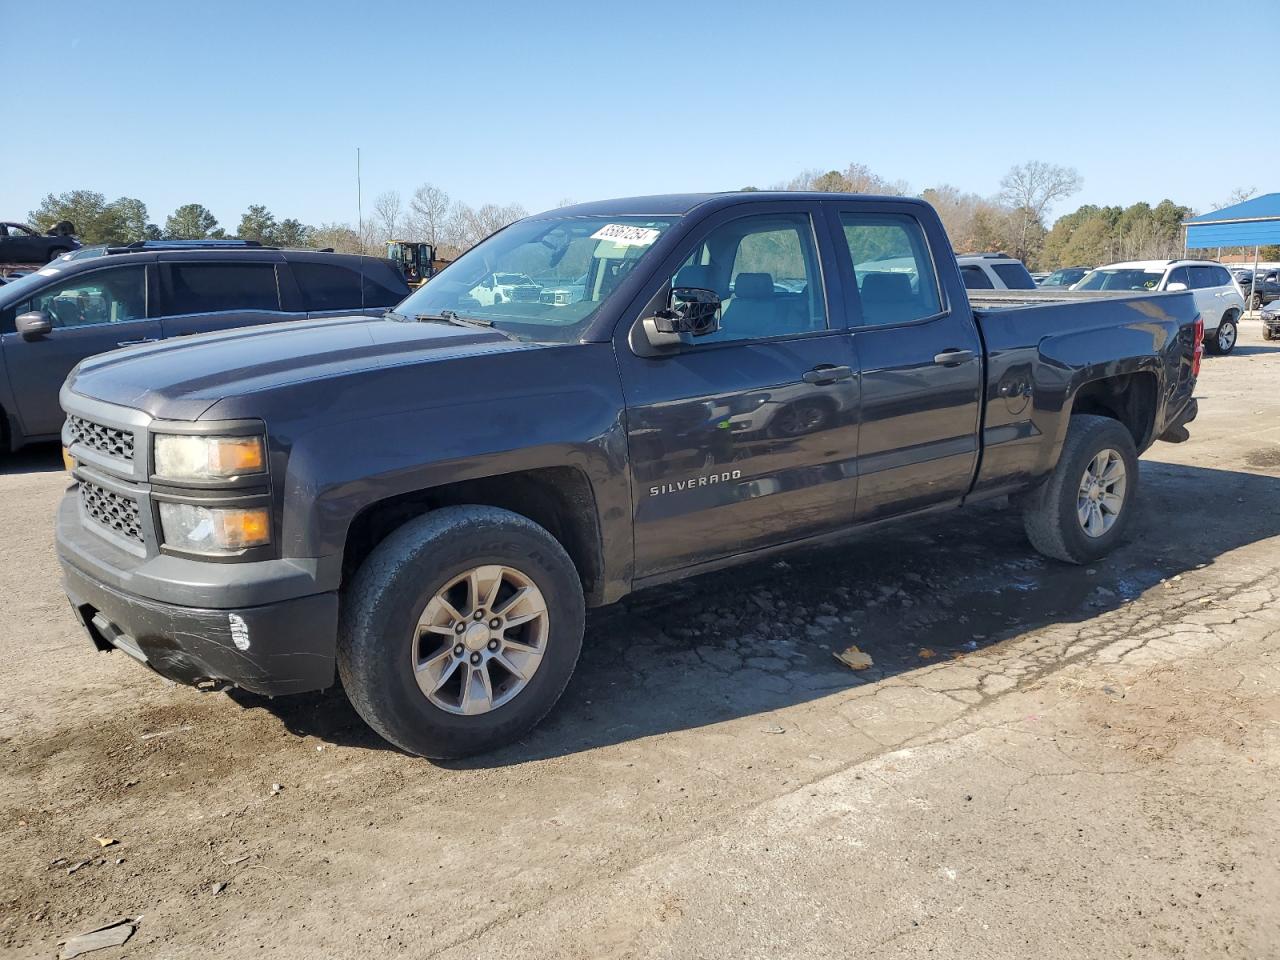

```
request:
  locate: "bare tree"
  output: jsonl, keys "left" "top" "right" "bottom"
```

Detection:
{"left": 371, "top": 190, "right": 403, "bottom": 244}
{"left": 409, "top": 183, "right": 451, "bottom": 247}
{"left": 998, "top": 161, "right": 1082, "bottom": 262}
{"left": 1211, "top": 187, "right": 1256, "bottom": 211}
{"left": 999, "top": 161, "right": 1083, "bottom": 222}
{"left": 780, "top": 163, "right": 906, "bottom": 196}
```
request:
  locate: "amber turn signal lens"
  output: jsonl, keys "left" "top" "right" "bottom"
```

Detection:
{"left": 209, "top": 437, "right": 265, "bottom": 475}
{"left": 61, "top": 446, "right": 76, "bottom": 472}
{"left": 217, "top": 507, "right": 270, "bottom": 548}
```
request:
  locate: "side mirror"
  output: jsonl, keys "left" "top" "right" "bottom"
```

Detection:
{"left": 1166, "top": 281, "right": 1188, "bottom": 292}
{"left": 642, "top": 287, "right": 721, "bottom": 348}
{"left": 15, "top": 310, "right": 53, "bottom": 340}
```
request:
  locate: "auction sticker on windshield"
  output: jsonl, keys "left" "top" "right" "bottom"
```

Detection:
{"left": 590, "top": 224, "right": 661, "bottom": 246}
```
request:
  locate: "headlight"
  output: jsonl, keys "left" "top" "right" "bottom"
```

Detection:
{"left": 154, "top": 434, "right": 265, "bottom": 480}
{"left": 158, "top": 502, "right": 270, "bottom": 553}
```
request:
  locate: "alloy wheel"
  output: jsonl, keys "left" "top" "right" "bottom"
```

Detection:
{"left": 411, "top": 565, "right": 549, "bottom": 715}
{"left": 1076, "top": 448, "right": 1127, "bottom": 538}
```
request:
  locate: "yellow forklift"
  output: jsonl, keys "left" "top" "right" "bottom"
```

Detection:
{"left": 386, "top": 240, "right": 447, "bottom": 289}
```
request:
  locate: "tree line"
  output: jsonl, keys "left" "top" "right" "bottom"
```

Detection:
{"left": 25, "top": 187, "right": 529, "bottom": 262}
{"left": 27, "top": 170, "right": 1279, "bottom": 271}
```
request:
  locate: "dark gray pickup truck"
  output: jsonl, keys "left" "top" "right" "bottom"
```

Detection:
{"left": 54, "top": 192, "right": 1202, "bottom": 757}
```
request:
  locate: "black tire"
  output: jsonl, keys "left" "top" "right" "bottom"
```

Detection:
{"left": 1251, "top": 293, "right": 1263, "bottom": 311}
{"left": 337, "top": 505, "right": 585, "bottom": 759}
{"left": 1264, "top": 326, "right": 1276, "bottom": 342}
{"left": 1022, "top": 414, "right": 1139, "bottom": 564}
{"left": 1206, "top": 313, "right": 1238, "bottom": 355}
{"left": 46, "top": 247, "right": 69, "bottom": 262}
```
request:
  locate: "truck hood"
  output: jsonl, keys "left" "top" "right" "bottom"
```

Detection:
{"left": 66, "top": 315, "right": 539, "bottom": 420}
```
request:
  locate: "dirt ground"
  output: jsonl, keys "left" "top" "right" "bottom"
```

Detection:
{"left": 2, "top": 321, "right": 1279, "bottom": 959}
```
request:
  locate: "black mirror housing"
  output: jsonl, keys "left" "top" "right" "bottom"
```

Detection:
{"left": 15, "top": 310, "right": 53, "bottom": 340}
{"left": 642, "top": 286, "right": 721, "bottom": 349}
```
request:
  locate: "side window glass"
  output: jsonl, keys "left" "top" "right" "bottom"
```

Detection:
{"left": 671, "top": 213, "right": 826, "bottom": 344}
{"left": 292, "top": 262, "right": 360, "bottom": 311}
{"left": 838, "top": 213, "right": 942, "bottom": 324}
{"left": 29, "top": 266, "right": 147, "bottom": 329}
{"left": 1214, "top": 267, "right": 1233, "bottom": 287}
{"left": 1189, "top": 265, "right": 1215, "bottom": 290}
{"left": 959, "top": 266, "right": 993, "bottom": 290}
{"left": 1167, "top": 267, "right": 1190, "bottom": 287}
{"left": 167, "top": 263, "right": 280, "bottom": 314}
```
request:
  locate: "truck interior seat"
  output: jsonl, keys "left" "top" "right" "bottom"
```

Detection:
{"left": 859, "top": 272, "right": 915, "bottom": 325}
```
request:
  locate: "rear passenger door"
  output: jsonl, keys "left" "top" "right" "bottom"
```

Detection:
{"left": 1188, "top": 265, "right": 1227, "bottom": 329}
{"left": 618, "top": 202, "right": 861, "bottom": 577}
{"left": 826, "top": 202, "right": 983, "bottom": 521}
{"left": 157, "top": 259, "right": 304, "bottom": 339}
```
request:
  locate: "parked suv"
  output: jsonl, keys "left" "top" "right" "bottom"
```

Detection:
{"left": 1074, "top": 260, "right": 1245, "bottom": 355}
{"left": 0, "top": 241, "right": 408, "bottom": 452}
{"left": 955, "top": 253, "right": 1038, "bottom": 290}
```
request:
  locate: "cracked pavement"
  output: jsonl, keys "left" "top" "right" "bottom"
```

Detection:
{"left": 1, "top": 321, "right": 1278, "bottom": 958}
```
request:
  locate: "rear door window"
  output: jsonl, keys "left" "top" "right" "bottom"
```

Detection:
{"left": 991, "top": 262, "right": 1037, "bottom": 290}
{"left": 835, "top": 212, "right": 942, "bottom": 325}
{"left": 959, "top": 265, "right": 994, "bottom": 290}
{"left": 164, "top": 263, "right": 280, "bottom": 314}
{"left": 1189, "top": 265, "right": 1219, "bottom": 290}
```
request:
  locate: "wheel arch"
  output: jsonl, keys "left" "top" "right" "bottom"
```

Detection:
{"left": 1068, "top": 370, "right": 1160, "bottom": 452}
{"left": 340, "top": 465, "right": 608, "bottom": 606}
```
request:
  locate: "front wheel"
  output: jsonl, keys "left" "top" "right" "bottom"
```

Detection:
{"left": 1022, "top": 414, "right": 1139, "bottom": 564}
{"left": 1207, "top": 315, "right": 1238, "bottom": 355}
{"left": 1251, "top": 293, "right": 1263, "bottom": 311}
{"left": 337, "top": 506, "right": 585, "bottom": 758}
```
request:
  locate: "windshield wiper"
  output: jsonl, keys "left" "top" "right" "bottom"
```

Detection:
{"left": 383, "top": 309, "right": 409, "bottom": 322}
{"left": 413, "top": 310, "right": 494, "bottom": 328}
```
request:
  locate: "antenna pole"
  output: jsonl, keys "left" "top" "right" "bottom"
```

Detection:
{"left": 356, "top": 147, "right": 364, "bottom": 256}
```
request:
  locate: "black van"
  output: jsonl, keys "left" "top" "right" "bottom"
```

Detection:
{"left": 0, "top": 241, "right": 409, "bottom": 452}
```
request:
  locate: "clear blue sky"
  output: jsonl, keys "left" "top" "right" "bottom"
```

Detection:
{"left": 3, "top": 0, "right": 1271, "bottom": 230}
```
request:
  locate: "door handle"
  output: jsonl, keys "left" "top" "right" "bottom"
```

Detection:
{"left": 933, "top": 349, "right": 975, "bottom": 366}
{"left": 802, "top": 364, "right": 854, "bottom": 385}
{"left": 116, "top": 337, "right": 159, "bottom": 347}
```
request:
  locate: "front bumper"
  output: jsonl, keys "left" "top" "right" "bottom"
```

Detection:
{"left": 57, "top": 490, "right": 339, "bottom": 697}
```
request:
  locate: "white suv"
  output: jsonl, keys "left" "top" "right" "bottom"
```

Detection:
{"left": 956, "top": 253, "right": 1039, "bottom": 291}
{"left": 1073, "top": 260, "right": 1246, "bottom": 355}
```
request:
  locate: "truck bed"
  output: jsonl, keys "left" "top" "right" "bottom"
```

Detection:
{"left": 967, "top": 289, "right": 1177, "bottom": 312}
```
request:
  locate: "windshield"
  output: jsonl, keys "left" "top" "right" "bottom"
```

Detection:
{"left": 1075, "top": 268, "right": 1165, "bottom": 291}
{"left": 1044, "top": 268, "right": 1085, "bottom": 286}
{"left": 394, "top": 215, "right": 677, "bottom": 342}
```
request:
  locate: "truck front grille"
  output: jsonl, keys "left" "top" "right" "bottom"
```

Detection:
{"left": 80, "top": 480, "right": 144, "bottom": 545}
{"left": 67, "top": 414, "right": 135, "bottom": 463}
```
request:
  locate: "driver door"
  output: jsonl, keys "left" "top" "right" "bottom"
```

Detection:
{"left": 617, "top": 202, "right": 861, "bottom": 579}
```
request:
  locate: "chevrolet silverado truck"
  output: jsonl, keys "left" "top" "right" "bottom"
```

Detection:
{"left": 55, "top": 192, "right": 1202, "bottom": 758}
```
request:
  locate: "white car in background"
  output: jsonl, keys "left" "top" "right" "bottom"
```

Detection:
{"left": 955, "top": 253, "right": 1039, "bottom": 291}
{"left": 467, "top": 272, "right": 540, "bottom": 306}
{"left": 1072, "top": 260, "right": 1246, "bottom": 355}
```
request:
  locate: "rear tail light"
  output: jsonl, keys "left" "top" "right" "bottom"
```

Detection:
{"left": 1192, "top": 314, "right": 1204, "bottom": 377}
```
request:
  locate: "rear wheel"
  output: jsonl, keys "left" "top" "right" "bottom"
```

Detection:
{"left": 337, "top": 506, "right": 585, "bottom": 758}
{"left": 1207, "top": 314, "right": 1238, "bottom": 355}
{"left": 1251, "top": 293, "right": 1263, "bottom": 311}
{"left": 1022, "top": 414, "right": 1138, "bottom": 564}
{"left": 1264, "top": 325, "right": 1276, "bottom": 342}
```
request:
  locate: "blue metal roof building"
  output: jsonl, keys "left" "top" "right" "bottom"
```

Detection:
{"left": 1183, "top": 193, "right": 1280, "bottom": 248}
